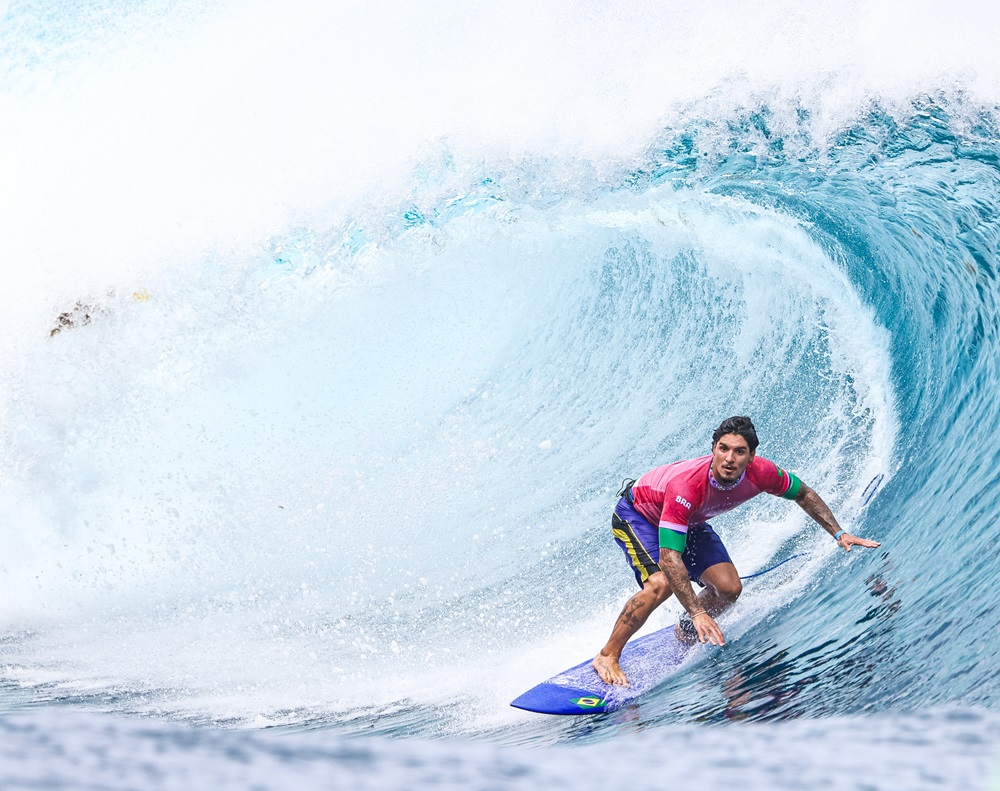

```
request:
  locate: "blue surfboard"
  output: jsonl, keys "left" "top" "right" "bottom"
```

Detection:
{"left": 510, "top": 551, "right": 817, "bottom": 715}
{"left": 510, "top": 625, "right": 691, "bottom": 715}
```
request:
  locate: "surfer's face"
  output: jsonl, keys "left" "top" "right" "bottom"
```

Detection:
{"left": 711, "top": 433, "right": 754, "bottom": 485}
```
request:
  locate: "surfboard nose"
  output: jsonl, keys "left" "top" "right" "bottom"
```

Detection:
{"left": 510, "top": 685, "right": 611, "bottom": 715}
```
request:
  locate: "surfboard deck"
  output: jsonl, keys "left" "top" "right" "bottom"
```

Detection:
{"left": 511, "top": 545, "right": 821, "bottom": 715}
{"left": 510, "top": 625, "right": 691, "bottom": 715}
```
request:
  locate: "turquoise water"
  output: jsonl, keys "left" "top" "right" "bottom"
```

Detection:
{"left": 1, "top": 0, "right": 1000, "bottom": 786}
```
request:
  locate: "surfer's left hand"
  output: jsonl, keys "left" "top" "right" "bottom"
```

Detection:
{"left": 837, "top": 533, "right": 881, "bottom": 552}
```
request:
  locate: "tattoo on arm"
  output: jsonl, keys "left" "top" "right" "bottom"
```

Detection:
{"left": 659, "top": 550, "right": 702, "bottom": 614}
{"left": 796, "top": 483, "right": 843, "bottom": 536}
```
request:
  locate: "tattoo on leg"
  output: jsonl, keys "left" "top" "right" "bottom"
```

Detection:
{"left": 619, "top": 599, "right": 646, "bottom": 630}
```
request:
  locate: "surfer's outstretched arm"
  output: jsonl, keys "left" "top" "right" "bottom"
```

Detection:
{"left": 795, "top": 483, "right": 881, "bottom": 552}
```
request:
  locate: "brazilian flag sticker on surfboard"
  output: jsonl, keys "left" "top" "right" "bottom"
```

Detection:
{"left": 571, "top": 696, "right": 606, "bottom": 710}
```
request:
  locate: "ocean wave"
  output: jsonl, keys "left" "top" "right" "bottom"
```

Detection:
{"left": 1, "top": 0, "right": 999, "bottom": 752}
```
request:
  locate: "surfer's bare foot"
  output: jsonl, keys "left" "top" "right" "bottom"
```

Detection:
{"left": 593, "top": 652, "right": 629, "bottom": 686}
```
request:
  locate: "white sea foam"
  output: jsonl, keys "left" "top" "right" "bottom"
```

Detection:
{"left": 1, "top": 0, "right": 999, "bottom": 334}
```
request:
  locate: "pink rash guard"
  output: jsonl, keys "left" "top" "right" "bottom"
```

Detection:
{"left": 630, "top": 454, "right": 802, "bottom": 552}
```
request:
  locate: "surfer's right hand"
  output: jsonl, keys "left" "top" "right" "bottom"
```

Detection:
{"left": 692, "top": 612, "right": 725, "bottom": 646}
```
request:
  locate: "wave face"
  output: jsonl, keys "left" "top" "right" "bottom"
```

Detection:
{"left": 1, "top": 0, "right": 1000, "bottom": 757}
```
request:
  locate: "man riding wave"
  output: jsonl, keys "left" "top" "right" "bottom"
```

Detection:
{"left": 593, "top": 415, "right": 881, "bottom": 686}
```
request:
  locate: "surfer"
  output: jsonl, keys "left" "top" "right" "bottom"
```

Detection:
{"left": 592, "top": 415, "right": 881, "bottom": 686}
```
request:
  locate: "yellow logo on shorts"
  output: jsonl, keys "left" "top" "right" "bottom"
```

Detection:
{"left": 571, "top": 696, "right": 605, "bottom": 709}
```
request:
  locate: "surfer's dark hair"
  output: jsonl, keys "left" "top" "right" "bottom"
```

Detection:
{"left": 712, "top": 416, "right": 759, "bottom": 453}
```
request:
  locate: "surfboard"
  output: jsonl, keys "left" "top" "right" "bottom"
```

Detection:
{"left": 510, "top": 551, "right": 817, "bottom": 715}
{"left": 509, "top": 624, "right": 692, "bottom": 715}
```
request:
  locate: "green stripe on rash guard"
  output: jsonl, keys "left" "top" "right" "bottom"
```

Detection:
{"left": 659, "top": 527, "right": 687, "bottom": 552}
{"left": 781, "top": 471, "right": 802, "bottom": 500}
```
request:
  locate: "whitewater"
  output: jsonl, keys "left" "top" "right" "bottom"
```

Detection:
{"left": 2, "top": 1, "right": 1000, "bottom": 788}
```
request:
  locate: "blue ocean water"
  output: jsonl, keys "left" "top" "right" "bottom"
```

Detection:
{"left": 2, "top": 1, "right": 1000, "bottom": 787}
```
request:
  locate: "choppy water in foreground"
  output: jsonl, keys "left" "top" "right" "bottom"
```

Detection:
{"left": 1, "top": 708, "right": 997, "bottom": 790}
